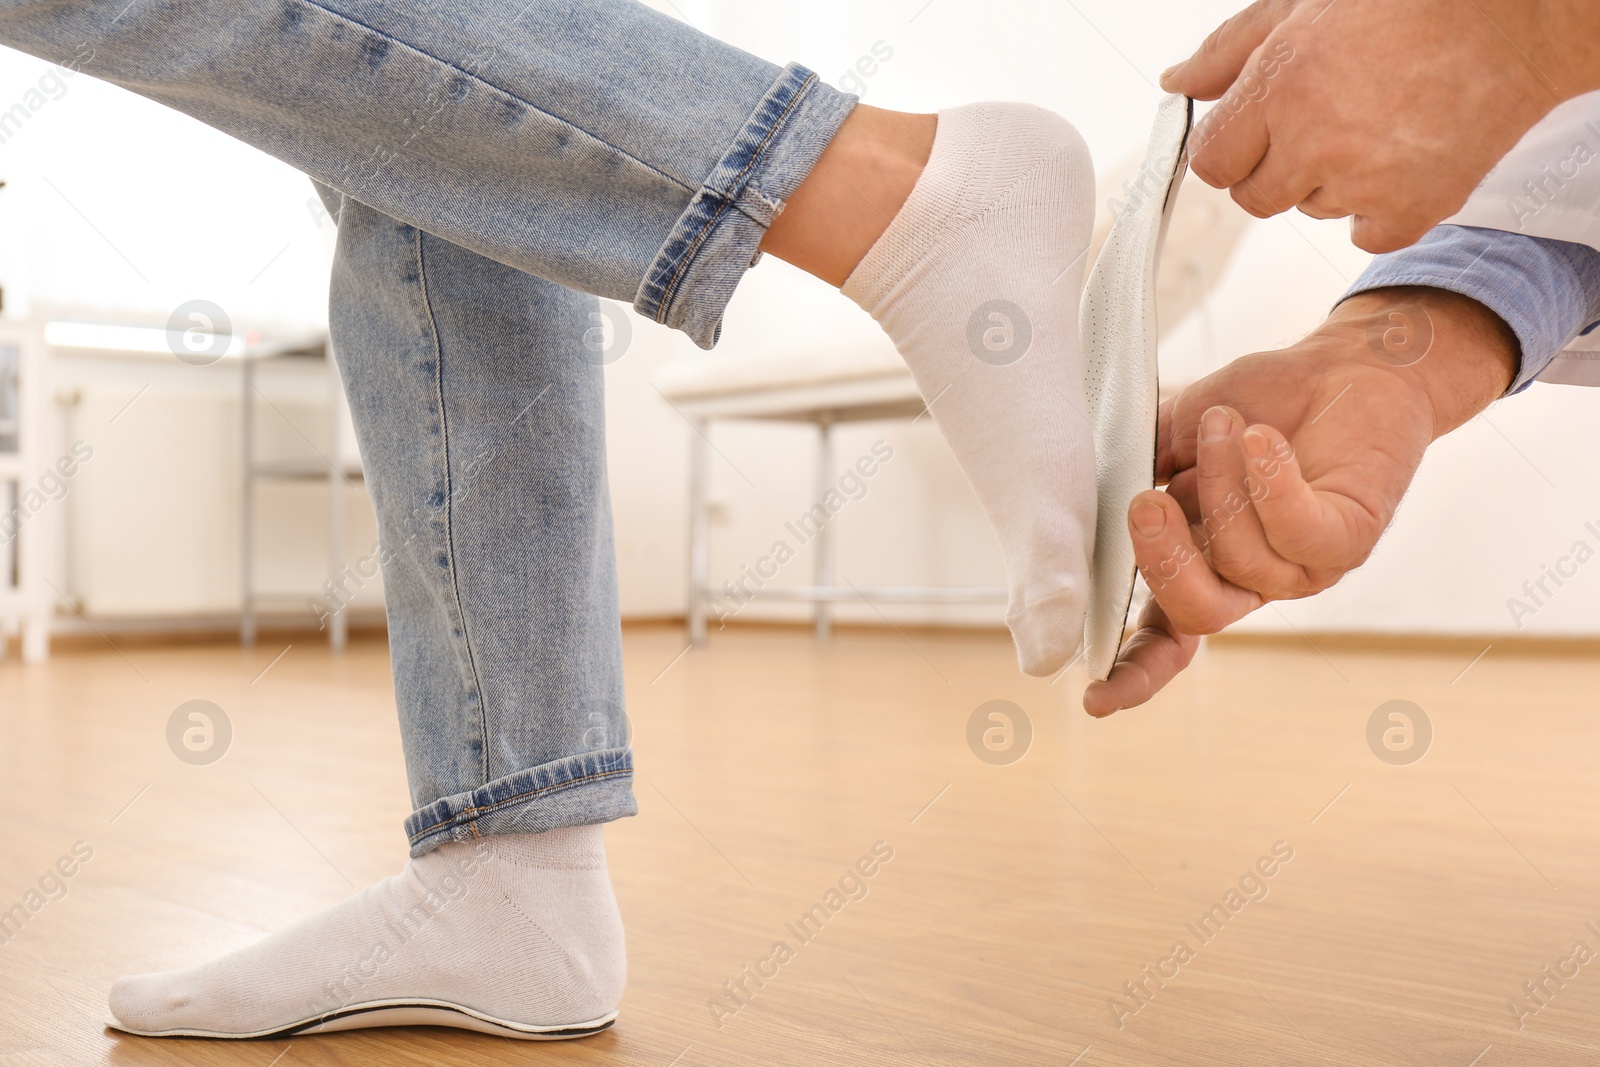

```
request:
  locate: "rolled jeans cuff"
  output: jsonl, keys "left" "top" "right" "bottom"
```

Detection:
{"left": 404, "top": 747, "right": 637, "bottom": 858}
{"left": 634, "top": 62, "right": 857, "bottom": 349}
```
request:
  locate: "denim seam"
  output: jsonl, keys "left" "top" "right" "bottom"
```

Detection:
{"left": 407, "top": 767, "right": 635, "bottom": 843}
{"left": 291, "top": 0, "right": 698, "bottom": 196}
{"left": 412, "top": 227, "right": 492, "bottom": 790}
{"left": 653, "top": 71, "right": 819, "bottom": 325}
{"left": 739, "top": 184, "right": 787, "bottom": 219}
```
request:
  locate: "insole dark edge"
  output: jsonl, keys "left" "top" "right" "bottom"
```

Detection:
{"left": 278, "top": 1003, "right": 615, "bottom": 1039}
{"left": 1112, "top": 96, "right": 1196, "bottom": 666}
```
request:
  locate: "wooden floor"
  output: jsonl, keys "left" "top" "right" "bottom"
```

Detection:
{"left": 3, "top": 623, "right": 1600, "bottom": 1066}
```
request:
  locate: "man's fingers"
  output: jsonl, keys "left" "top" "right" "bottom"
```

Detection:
{"left": 1230, "top": 151, "right": 1316, "bottom": 221}
{"left": 1297, "top": 186, "right": 1353, "bottom": 222}
{"left": 1349, "top": 212, "right": 1431, "bottom": 255}
{"left": 1192, "top": 405, "right": 1252, "bottom": 540}
{"left": 1130, "top": 489, "right": 1263, "bottom": 634}
{"left": 1243, "top": 424, "right": 1374, "bottom": 570}
{"left": 1189, "top": 89, "right": 1271, "bottom": 192}
{"left": 1082, "top": 600, "right": 1201, "bottom": 717}
{"left": 1166, "top": 470, "right": 1201, "bottom": 525}
{"left": 1155, "top": 394, "right": 1182, "bottom": 482}
{"left": 1161, "top": 0, "right": 1289, "bottom": 100}
{"left": 1193, "top": 407, "right": 1308, "bottom": 595}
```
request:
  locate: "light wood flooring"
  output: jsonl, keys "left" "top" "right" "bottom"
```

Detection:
{"left": 3, "top": 623, "right": 1600, "bottom": 1066}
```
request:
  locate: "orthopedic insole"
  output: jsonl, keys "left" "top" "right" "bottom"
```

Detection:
{"left": 1080, "top": 95, "right": 1193, "bottom": 683}
{"left": 107, "top": 1003, "right": 617, "bottom": 1041}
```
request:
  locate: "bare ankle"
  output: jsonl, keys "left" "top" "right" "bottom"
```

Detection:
{"left": 760, "top": 104, "right": 936, "bottom": 287}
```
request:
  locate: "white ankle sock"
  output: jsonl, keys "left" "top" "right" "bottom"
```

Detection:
{"left": 107, "top": 825, "right": 625, "bottom": 1039}
{"left": 843, "top": 103, "right": 1097, "bottom": 676}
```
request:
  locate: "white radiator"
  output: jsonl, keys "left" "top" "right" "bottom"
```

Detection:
{"left": 0, "top": 320, "right": 48, "bottom": 660}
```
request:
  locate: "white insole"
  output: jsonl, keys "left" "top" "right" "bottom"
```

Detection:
{"left": 1080, "top": 95, "right": 1192, "bottom": 682}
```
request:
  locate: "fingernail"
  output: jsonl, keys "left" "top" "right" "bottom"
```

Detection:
{"left": 1160, "top": 63, "right": 1182, "bottom": 88}
{"left": 1201, "top": 406, "right": 1233, "bottom": 443}
{"left": 1242, "top": 428, "right": 1270, "bottom": 461}
{"left": 1131, "top": 500, "right": 1167, "bottom": 538}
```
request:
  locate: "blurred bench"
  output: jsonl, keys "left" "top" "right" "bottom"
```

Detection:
{"left": 654, "top": 343, "right": 1007, "bottom": 645}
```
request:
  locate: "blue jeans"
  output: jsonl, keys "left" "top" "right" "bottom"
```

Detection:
{"left": 0, "top": 0, "right": 857, "bottom": 853}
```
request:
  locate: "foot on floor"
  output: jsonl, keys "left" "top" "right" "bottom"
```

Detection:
{"left": 106, "top": 825, "right": 625, "bottom": 1040}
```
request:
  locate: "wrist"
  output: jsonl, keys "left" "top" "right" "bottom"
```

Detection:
{"left": 1314, "top": 287, "right": 1519, "bottom": 441}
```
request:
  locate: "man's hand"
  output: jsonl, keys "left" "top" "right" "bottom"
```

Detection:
{"left": 1163, "top": 0, "right": 1597, "bottom": 252}
{"left": 1083, "top": 288, "right": 1519, "bottom": 716}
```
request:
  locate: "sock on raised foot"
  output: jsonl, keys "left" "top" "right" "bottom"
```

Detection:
{"left": 843, "top": 102, "right": 1098, "bottom": 676}
{"left": 106, "top": 825, "right": 625, "bottom": 1040}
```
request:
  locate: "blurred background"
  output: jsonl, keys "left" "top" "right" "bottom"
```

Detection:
{"left": 2, "top": 0, "right": 1597, "bottom": 659}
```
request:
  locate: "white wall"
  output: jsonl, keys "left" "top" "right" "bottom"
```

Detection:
{"left": 2, "top": 0, "right": 1598, "bottom": 637}
{"left": 0, "top": 61, "right": 335, "bottom": 335}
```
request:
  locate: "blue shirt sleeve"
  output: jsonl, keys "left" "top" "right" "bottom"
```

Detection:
{"left": 1341, "top": 224, "right": 1600, "bottom": 394}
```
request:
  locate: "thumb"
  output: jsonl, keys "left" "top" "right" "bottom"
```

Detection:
{"left": 1349, "top": 212, "right": 1431, "bottom": 255}
{"left": 1162, "top": 0, "right": 1291, "bottom": 99}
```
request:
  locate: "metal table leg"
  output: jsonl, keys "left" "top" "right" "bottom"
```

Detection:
{"left": 688, "top": 419, "right": 709, "bottom": 646}
{"left": 814, "top": 415, "right": 834, "bottom": 641}
{"left": 240, "top": 355, "right": 256, "bottom": 648}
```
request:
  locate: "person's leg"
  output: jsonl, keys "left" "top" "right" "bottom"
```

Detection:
{"left": 108, "top": 191, "right": 630, "bottom": 1038}
{"left": 323, "top": 190, "right": 633, "bottom": 856}
{"left": 2, "top": 0, "right": 1097, "bottom": 671}
{"left": 0, "top": 0, "right": 850, "bottom": 347}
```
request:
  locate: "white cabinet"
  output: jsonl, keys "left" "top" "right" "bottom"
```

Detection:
{"left": 43, "top": 332, "right": 380, "bottom": 642}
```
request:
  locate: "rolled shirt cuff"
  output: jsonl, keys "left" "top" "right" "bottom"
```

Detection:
{"left": 1340, "top": 224, "right": 1600, "bottom": 394}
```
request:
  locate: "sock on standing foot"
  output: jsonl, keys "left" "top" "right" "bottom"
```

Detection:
{"left": 106, "top": 825, "right": 625, "bottom": 1039}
